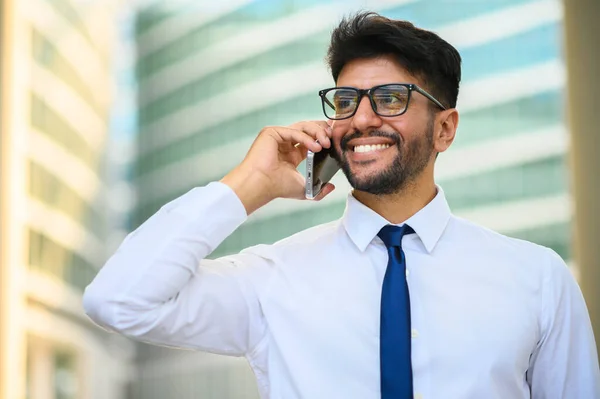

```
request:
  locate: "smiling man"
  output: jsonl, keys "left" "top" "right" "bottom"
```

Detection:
{"left": 83, "top": 12, "right": 599, "bottom": 399}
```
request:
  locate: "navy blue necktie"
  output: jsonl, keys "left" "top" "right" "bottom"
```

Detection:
{"left": 378, "top": 224, "right": 415, "bottom": 399}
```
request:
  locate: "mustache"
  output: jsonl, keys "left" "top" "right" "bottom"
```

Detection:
{"left": 340, "top": 130, "right": 401, "bottom": 150}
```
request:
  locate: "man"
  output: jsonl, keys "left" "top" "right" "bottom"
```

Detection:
{"left": 84, "top": 12, "right": 600, "bottom": 399}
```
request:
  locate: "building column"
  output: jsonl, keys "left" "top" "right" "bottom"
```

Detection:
{"left": 28, "top": 339, "right": 55, "bottom": 399}
{"left": 0, "top": 0, "right": 27, "bottom": 397}
{"left": 562, "top": 0, "right": 600, "bottom": 354}
{"left": 0, "top": 0, "right": 7, "bottom": 395}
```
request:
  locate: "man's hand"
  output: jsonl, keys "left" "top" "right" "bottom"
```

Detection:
{"left": 221, "top": 121, "right": 336, "bottom": 215}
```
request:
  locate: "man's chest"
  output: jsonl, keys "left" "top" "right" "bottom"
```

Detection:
{"left": 260, "top": 251, "right": 540, "bottom": 384}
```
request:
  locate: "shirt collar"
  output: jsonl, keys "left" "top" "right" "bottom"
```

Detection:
{"left": 341, "top": 185, "right": 452, "bottom": 253}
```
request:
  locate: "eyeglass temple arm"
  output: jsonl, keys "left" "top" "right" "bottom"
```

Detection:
{"left": 414, "top": 86, "right": 447, "bottom": 110}
{"left": 322, "top": 95, "right": 336, "bottom": 111}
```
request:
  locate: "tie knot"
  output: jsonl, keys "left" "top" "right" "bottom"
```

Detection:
{"left": 377, "top": 224, "right": 415, "bottom": 248}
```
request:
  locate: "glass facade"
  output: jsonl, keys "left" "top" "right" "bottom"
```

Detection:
{"left": 53, "top": 349, "right": 79, "bottom": 399}
{"left": 28, "top": 229, "right": 98, "bottom": 292}
{"left": 31, "top": 28, "right": 102, "bottom": 114}
{"left": 25, "top": 338, "right": 81, "bottom": 399}
{"left": 27, "top": 10, "right": 107, "bottom": 291}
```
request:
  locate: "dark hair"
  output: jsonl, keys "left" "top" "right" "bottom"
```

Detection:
{"left": 326, "top": 12, "right": 462, "bottom": 109}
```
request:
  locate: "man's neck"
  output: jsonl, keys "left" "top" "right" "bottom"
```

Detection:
{"left": 352, "top": 174, "right": 437, "bottom": 225}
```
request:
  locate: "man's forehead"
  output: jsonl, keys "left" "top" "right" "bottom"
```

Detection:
{"left": 336, "top": 56, "right": 417, "bottom": 87}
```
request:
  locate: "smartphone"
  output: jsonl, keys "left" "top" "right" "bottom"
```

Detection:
{"left": 305, "top": 146, "right": 340, "bottom": 199}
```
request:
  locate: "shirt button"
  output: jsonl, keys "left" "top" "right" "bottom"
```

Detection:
{"left": 415, "top": 394, "right": 423, "bottom": 399}
{"left": 411, "top": 329, "right": 419, "bottom": 338}
{"left": 406, "top": 268, "right": 410, "bottom": 277}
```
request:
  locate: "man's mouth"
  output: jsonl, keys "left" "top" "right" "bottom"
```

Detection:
{"left": 353, "top": 144, "right": 391, "bottom": 153}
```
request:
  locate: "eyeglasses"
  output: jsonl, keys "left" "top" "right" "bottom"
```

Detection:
{"left": 318, "top": 83, "right": 446, "bottom": 120}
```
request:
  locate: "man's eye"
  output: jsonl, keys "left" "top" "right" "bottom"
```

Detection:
{"left": 334, "top": 97, "right": 356, "bottom": 109}
{"left": 376, "top": 93, "right": 407, "bottom": 107}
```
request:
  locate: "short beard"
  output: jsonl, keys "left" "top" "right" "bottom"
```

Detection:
{"left": 334, "top": 118, "right": 435, "bottom": 195}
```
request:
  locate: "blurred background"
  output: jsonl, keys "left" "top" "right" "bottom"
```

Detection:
{"left": 1, "top": 0, "right": 598, "bottom": 398}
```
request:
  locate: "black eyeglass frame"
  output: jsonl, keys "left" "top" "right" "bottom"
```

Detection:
{"left": 318, "top": 83, "right": 447, "bottom": 120}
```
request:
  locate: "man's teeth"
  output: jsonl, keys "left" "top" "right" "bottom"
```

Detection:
{"left": 353, "top": 144, "right": 391, "bottom": 153}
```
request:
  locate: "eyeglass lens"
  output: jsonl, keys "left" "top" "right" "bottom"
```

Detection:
{"left": 323, "top": 85, "right": 410, "bottom": 119}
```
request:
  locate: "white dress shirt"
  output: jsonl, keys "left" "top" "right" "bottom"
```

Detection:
{"left": 83, "top": 182, "right": 600, "bottom": 399}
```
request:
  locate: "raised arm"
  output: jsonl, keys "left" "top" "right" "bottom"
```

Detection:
{"left": 83, "top": 182, "right": 269, "bottom": 355}
{"left": 83, "top": 121, "right": 334, "bottom": 356}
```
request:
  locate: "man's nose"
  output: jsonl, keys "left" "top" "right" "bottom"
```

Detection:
{"left": 351, "top": 95, "right": 383, "bottom": 132}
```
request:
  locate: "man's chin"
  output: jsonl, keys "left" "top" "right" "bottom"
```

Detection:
{"left": 346, "top": 175, "right": 399, "bottom": 196}
{"left": 341, "top": 160, "right": 401, "bottom": 193}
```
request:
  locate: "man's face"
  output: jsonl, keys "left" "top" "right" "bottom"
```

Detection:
{"left": 330, "top": 56, "right": 436, "bottom": 195}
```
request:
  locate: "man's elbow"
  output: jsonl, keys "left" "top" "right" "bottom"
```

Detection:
{"left": 82, "top": 282, "right": 121, "bottom": 332}
{"left": 82, "top": 281, "right": 161, "bottom": 339}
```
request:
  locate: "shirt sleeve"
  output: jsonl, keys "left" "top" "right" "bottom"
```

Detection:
{"left": 527, "top": 248, "right": 600, "bottom": 398}
{"left": 82, "top": 181, "right": 270, "bottom": 357}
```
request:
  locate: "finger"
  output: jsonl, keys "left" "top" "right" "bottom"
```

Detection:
{"left": 290, "top": 120, "right": 330, "bottom": 130}
{"left": 289, "top": 121, "right": 331, "bottom": 148}
{"left": 270, "top": 126, "right": 322, "bottom": 152}
{"left": 294, "top": 143, "right": 308, "bottom": 156}
{"left": 305, "top": 121, "right": 332, "bottom": 148}
{"left": 312, "top": 182, "right": 336, "bottom": 201}
{"left": 288, "top": 143, "right": 309, "bottom": 165}
{"left": 307, "top": 120, "right": 332, "bottom": 133}
{"left": 290, "top": 171, "right": 308, "bottom": 200}
{"left": 307, "top": 120, "right": 333, "bottom": 145}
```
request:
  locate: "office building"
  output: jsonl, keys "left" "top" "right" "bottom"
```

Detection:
{"left": 0, "top": 0, "right": 135, "bottom": 398}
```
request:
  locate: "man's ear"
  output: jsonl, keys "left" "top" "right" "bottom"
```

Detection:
{"left": 434, "top": 108, "right": 459, "bottom": 154}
